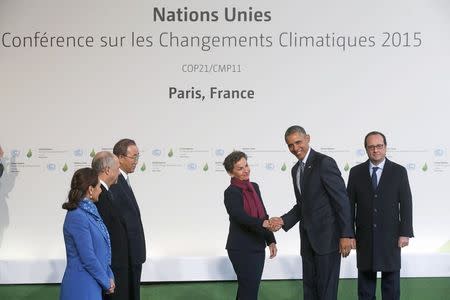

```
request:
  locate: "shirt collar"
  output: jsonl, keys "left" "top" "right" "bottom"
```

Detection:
{"left": 99, "top": 179, "right": 109, "bottom": 191}
{"left": 369, "top": 158, "right": 386, "bottom": 170}
{"left": 300, "top": 147, "right": 312, "bottom": 164}
{"left": 120, "top": 168, "right": 128, "bottom": 180}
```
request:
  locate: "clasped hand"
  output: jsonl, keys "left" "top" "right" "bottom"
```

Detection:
{"left": 106, "top": 279, "right": 115, "bottom": 294}
{"left": 263, "top": 217, "right": 284, "bottom": 232}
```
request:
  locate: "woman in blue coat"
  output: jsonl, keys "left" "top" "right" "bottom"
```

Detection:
{"left": 60, "top": 168, "right": 115, "bottom": 300}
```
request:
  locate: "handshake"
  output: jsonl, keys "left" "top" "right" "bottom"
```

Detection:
{"left": 263, "top": 217, "right": 284, "bottom": 232}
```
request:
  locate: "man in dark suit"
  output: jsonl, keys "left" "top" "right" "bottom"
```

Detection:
{"left": 110, "top": 139, "right": 146, "bottom": 300}
{"left": 270, "top": 125, "right": 354, "bottom": 300}
{"left": 347, "top": 131, "right": 413, "bottom": 300}
{"left": 92, "top": 151, "right": 129, "bottom": 300}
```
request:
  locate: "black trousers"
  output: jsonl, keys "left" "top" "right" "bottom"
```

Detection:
{"left": 129, "top": 264, "right": 142, "bottom": 300}
{"left": 301, "top": 233, "right": 341, "bottom": 300}
{"left": 358, "top": 270, "right": 400, "bottom": 300}
{"left": 228, "top": 250, "right": 265, "bottom": 300}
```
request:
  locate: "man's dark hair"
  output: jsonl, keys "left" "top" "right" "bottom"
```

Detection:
{"left": 364, "top": 131, "right": 387, "bottom": 148}
{"left": 284, "top": 125, "right": 307, "bottom": 142}
{"left": 113, "top": 139, "right": 136, "bottom": 156}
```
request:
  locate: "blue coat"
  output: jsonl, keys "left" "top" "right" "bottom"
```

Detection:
{"left": 60, "top": 207, "right": 114, "bottom": 300}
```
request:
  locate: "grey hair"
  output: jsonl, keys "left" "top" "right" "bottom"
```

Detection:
{"left": 91, "top": 151, "right": 116, "bottom": 173}
{"left": 284, "top": 125, "right": 307, "bottom": 141}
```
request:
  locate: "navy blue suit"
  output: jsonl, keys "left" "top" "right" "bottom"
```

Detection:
{"left": 347, "top": 159, "right": 413, "bottom": 300}
{"left": 224, "top": 182, "right": 276, "bottom": 300}
{"left": 281, "top": 149, "right": 353, "bottom": 300}
{"left": 110, "top": 174, "right": 146, "bottom": 300}
{"left": 0, "top": 162, "right": 4, "bottom": 177}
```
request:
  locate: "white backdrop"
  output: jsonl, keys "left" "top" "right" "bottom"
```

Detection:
{"left": 1, "top": 0, "right": 450, "bottom": 283}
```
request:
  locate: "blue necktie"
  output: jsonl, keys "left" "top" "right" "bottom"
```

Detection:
{"left": 372, "top": 166, "right": 379, "bottom": 191}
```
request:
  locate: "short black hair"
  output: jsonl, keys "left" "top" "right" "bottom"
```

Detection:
{"left": 364, "top": 131, "right": 387, "bottom": 148}
{"left": 285, "top": 125, "right": 307, "bottom": 142}
{"left": 113, "top": 138, "right": 136, "bottom": 156}
{"left": 223, "top": 151, "right": 247, "bottom": 173}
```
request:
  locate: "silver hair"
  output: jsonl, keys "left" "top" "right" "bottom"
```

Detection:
{"left": 91, "top": 151, "right": 116, "bottom": 173}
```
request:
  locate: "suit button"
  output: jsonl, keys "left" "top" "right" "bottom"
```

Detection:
{"left": 374, "top": 194, "right": 378, "bottom": 198}
{"left": 374, "top": 208, "right": 377, "bottom": 213}
{"left": 373, "top": 224, "right": 377, "bottom": 228}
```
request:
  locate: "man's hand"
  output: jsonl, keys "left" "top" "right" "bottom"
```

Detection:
{"left": 339, "top": 238, "right": 353, "bottom": 258}
{"left": 398, "top": 236, "right": 409, "bottom": 248}
{"left": 268, "top": 217, "right": 284, "bottom": 232}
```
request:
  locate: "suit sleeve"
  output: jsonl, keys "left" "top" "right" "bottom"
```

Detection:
{"left": 107, "top": 266, "right": 114, "bottom": 281}
{"left": 346, "top": 168, "right": 357, "bottom": 234}
{"left": 264, "top": 229, "right": 276, "bottom": 245}
{"left": 253, "top": 183, "right": 276, "bottom": 245}
{"left": 0, "top": 162, "right": 4, "bottom": 178}
{"left": 320, "top": 156, "right": 354, "bottom": 238}
{"left": 399, "top": 167, "right": 414, "bottom": 237}
{"left": 67, "top": 212, "right": 111, "bottom": 290}
{"left": 224, "top": 187, "right": 265, "bottom": 233}
{"left": 281, "top": 166, "right": 302, "bottom": 231}
{"left": 281, "top": 203, "right": 301, "bottom": 232}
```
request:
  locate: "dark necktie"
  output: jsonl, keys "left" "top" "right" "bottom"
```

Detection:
{"left": 296, "top": 161, "right": 305, "bottom": 194}
{"left": 372, "top": 166, "right": 379, "bottom": 191}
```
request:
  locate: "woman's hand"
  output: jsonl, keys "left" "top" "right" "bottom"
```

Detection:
{"left": 106, "top": 279, "right": 115, "bottom": 294}
{"left": 269, "top": 243, "right": 277, "bottom": 259}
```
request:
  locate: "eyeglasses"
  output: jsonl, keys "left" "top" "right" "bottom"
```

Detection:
{"left": 367, "top": 144, "right": 385, "bottom": 151}
{"left": 124, "top": 154, "right": 140, "bottom": 161}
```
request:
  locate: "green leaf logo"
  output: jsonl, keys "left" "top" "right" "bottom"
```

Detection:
{"left": 422, "top": 163, "right": 428, "bottom": 172}
{"left": 26, "top": 149, "right": 32, "bottom": 158}
{"left": 281, "top": 163, "right": 287, "bottom": 171}
{"left": 140, "top": 163, "right": 146, "bottom": 172}
{"left": 344, "top": 162, "right": 350, "bottom": 172}
{"left": 203, "top": 163, "right": 209, "bottom": 171}
{"left": 62, "top": 163, "right": 68, "bottom": 172}
{"left": 90, "top": 149, "right": 96, "bottom": 158}
{"left": 168, "top": 149, "right": 173, "bottom": 157}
